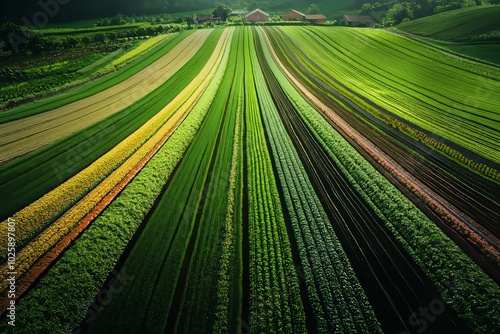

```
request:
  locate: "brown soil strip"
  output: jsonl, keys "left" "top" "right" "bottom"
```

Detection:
{"left": 0, "top": 28, "right": 231, "bottom": 316}
{"left": 0, "top": 30, "right": 211, "bottom": 165}
{"left": 260, "top": 27, "right": 500, "bottom": 282}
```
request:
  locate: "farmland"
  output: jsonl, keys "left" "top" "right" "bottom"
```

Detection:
{"left": 394, "top": 5, "right": 500, "bottom": 65}
{"left": 0, "top": 21, "right": 499, "bottom": 334}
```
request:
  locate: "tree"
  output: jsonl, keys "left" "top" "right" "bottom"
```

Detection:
{"left": 93, "top": 33, "right": 107, "bottom": 43}
{"left": 110, "top": 14, "right": 126, "bottom": 26}
{"left": 307, "top": 4, "right": 321, "bottom": 15}
{"left": 212, "top": 5, "right": 232, "bottom": 21}
{"left": 27, "top": 34, "right": 49, "bottom": 54}
{"left": 384, "top": 2, "right": 420, "bottom": 25}
{"left": 0, "top": 23, "right": 31, "bottom": 54}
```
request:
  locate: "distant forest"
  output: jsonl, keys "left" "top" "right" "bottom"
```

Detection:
{"left": 1, "top": 0, "right": 498, "bottom": 24}
{"left": 0, "top": 0, "right": 363, "bottom": 24}
{"left": 1, "top": 0, "right": 171, "bottom": 23}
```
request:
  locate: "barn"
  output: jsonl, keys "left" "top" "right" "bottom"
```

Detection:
{"left": 305, "top": 14, "right": 327, "bottom": 23}
{"left": 282, "top": 10, "right": 306, "bottom": 21}
{"left": 245, "top": 9, "right": 269, "bottom": 23}
{"left": 339, "top": 15, "right": 374, "bottom": 26}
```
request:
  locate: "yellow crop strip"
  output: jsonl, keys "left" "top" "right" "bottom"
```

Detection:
{"left": 0, "top": 28, "right": 232, "bottom": 294}
{"left": 109, "top": 33, "right": 176, "bottom": 68}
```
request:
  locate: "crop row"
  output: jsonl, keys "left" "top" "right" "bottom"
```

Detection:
{"left": 0, "top": 28, "right": 232, "bottom": 334}
{"left": 284, "top": 26, "right": 500, "bottom": 164}
{"left": 251, "top": 27, "right": 382, "bottom": 334}
{"left": 0, "top": 30, "right": 212, "bottom": 166}
{"left": 210, "top": 65, "right": 244, "bottom": 334}
{"left": 265, "top": 26, "right": 500, "bottom": 248}
{"left": 107, "top": 33, "right": 175, "bottom": 69}
{"left": 0, "top": 30, "right": 190, "bottom": 123}
{"left": 172, "top": 27, "right": 244, "bottom": 334}
{"left": 0, "top": 31, "right": 203, "bottom": 222}
{"left": 85, "top": 27, "right": 235, "bottom": 333}
{"left": 267, "top": 26, "right": 500, "bottom": 181}
{"left": 241, "top": 27, "right": 306, "bottom": 334}
{"left": 259, "top": 27, "right": 500, "bottom": 333}
{"left": 0, "top": 29, "right": 228, "bottom": 299}
{"left": 0, "top": 30, "right": 221, "bottom": 253}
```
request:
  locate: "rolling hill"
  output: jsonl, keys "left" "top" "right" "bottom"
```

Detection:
{"left": 395, "top": 5, "right": 500, "bottom": 42}
{"left": 395, "top": 5, "right": 500, "bottom": 65}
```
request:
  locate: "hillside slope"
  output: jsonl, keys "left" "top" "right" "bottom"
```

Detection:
{"left": 395, "top": 5, "right": 500, "bottom": 41}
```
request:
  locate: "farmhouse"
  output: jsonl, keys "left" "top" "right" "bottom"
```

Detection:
{"left": 339, "top": 15, "right": 375, "bottom": 26}
{"left": 305, "top": 14, "right": 327, "bottom": 23}
{"left": 282, "top": 9, "right": 306, "bottom": 21}
{"left": 245, "top": 9, "right": 269, "bottom": 23}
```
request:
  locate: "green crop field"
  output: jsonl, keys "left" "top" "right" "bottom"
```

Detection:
{"left": 395, "top": 5, "right": 500, "bottom": 41}
{"left": 394, "top": 5, "right": 500, "bottom": 65}
{"left": 0, "top": 20, "right": 499, "bottom": 334}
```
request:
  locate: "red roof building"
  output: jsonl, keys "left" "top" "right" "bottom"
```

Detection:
{"left": 245, "top": 9, "right": 269, "bottom": 23}
{"left": 305, "top": 14, "right": 327, "bottom": 23}
{"left": 282, "top": 10, "right": 306, "bottom": 21}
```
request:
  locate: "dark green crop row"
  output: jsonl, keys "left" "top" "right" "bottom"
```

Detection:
{"left": 86, "top": 28, "right": 234, "bottom": 334}
{"left": 0, "top": 30, "right": 230, "bottom": 334}
{"left": 273, "top": 26, "right": 500, "bottom": 166}
{"left": 171, "top": 28, "right": 243, "bottom": 334}
{"left": 242, "top": 27, "right": 306, "bottom": 334}
{"left": 260, "top": 26, "right": 500, "bottom": 333}
{"left": 252, "top": 27, "right": 383, "bottom": 334}
{"left": 0, "top": 30, "right": 190, "bottom": 123}
{"left": 0, "top": 30, "right": 215, "bottom": 227}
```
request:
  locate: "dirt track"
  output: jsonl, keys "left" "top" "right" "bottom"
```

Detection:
{"left": 0, "top": 30, "right": 211, "bottom": 165}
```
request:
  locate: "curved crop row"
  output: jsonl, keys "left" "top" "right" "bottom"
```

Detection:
{"left": 241, "top": 27, "right": 306, "bottom": 334}
{"left": 259, "top": 27, "right": 500, "bottom": 333}
{"left": 251, "top": 27, "right": 382, "bottom": 334}
{"left": 0, "top": 28, "right": 228, "bottom": 300}
{"left": 0, "top": 28, "right": 232, "bottom": 334}
{"left": 210, "top": 61, "right": 243, "bottom": 334}
{"left": 108, "top": 33, "right": 176, "bottom": 69}
{"left": 84, "top": 27, "right": 235, "bottom": 334}
{"left": 172, "top": 27, "right": 245, "bottom": 334}
{"left": 280, "top": 26, "right": 500, "bottom": 164}
{"left": 0, "top": 31, "right": 191, "bottom": 123}
{"left": 265, "top": 26, "right": 500, "bottom": 246}
{"left": 0, "top": 29, "right": 222, "bottom": 256}
{"left": 0, "top": 30, "right": 212, "bottom": 165}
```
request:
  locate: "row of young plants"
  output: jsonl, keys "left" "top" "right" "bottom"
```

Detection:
{"left": 84, "top": 28, "right": 235, "bottom": 333}
{"left": 211, "top": 46, "right": 244, "bottom": 334}
{"left": 270, "top": 26, "right": 500, "bottom": 177}
{"left": 265, "top": 25, "right": 500, "bottom": 253}
{"left": 258, "top": 27, "right": 500, "bottom": 333}
{"left": 0, "top": 28, "right": 232, "bottom": 334}
{"left": 0, "top": 29, "right": 211, "bottom": 167}
{"left": 251, "top": 27, "right": 383, "bottom": 334}
{"left": 301, "top": 27, "right": 500, "bottom": 163}
{"left": 0, "top": 30, "right": 190, "bottom": 123}
{"left": 107, "top": 33, "right": 175, "bottom": 69}
{"left": 0, "top": 28, "right": 227, "bottom": 297}
{"left": 0, "top": 30, "right": 220, "bottom": 248}
{"left": 242, "top": 27, "right": 306, "bottom": 334}
{"left": 172, "top": 28, "right": 244, "bottom": 334}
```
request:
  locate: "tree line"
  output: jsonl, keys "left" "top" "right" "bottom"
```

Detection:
{"left": 0, "top": 22, "right": 181, "bottom": 55}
